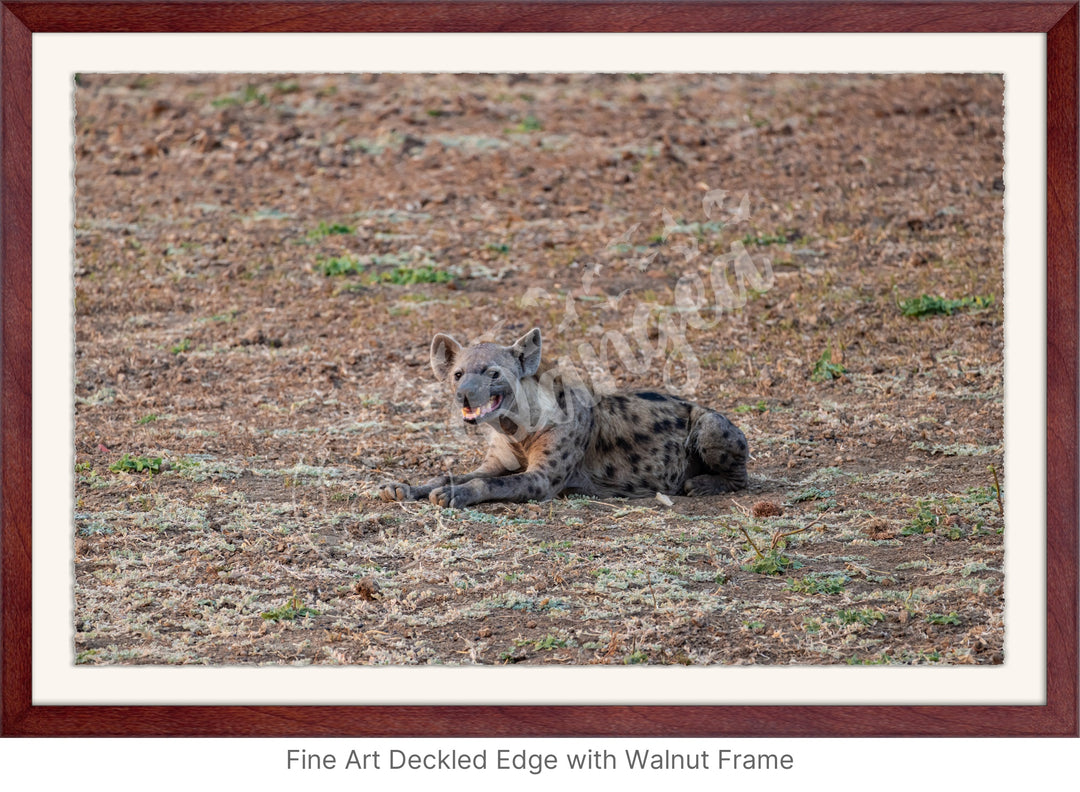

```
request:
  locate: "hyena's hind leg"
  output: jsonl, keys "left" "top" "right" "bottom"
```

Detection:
{"left": 683, "top": 406, "right": 749, "bottom": 495}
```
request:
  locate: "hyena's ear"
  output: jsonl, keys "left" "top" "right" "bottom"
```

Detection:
{"left": 510, "top": 327, "right": 542, "bottom": 377}
{"left": 430, "top": 333, "right": 462, "bottom": 381}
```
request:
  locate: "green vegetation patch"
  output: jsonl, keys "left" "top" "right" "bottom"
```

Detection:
{"left": 508, "top": 115, "right": 543, "bottom": 133}
{"left": 734, "top": 399, "right": 769, "bottom": 414}
{"left": 787, "top": 572, "right": 848, "bottom": 595}
{"left": 899, "top": 294, "right": 995, "bottom": 317}
{"left": 374, "top": 265, "right": 453, "bottom": 285}
{"left": 836, "top": 608, "right": 885, "bottom": 625}
{"left": 811, "top": 347, "right": 846, "bottom": 382}
{"left": 789, "top": 486, "right": 835, "bottom": 504}
{"left": 308, "top": 221, "right": 354, "bottom": 239}
{"left": 318, "top": 256, "right": 365, "bottom": 276}
{"left": 109, "top": 454, "right": 163, "bottom": 475}
{"left": 261, "top": 594, "right": 319, "bottom": 621}
{"left": 743, "top": 547, "right": 799, "bottom": 576}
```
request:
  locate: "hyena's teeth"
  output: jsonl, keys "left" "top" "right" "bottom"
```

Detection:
{"left": 462, "top": 394, "right": 503, "bottom": 420}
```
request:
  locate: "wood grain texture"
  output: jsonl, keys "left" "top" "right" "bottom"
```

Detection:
{"left": 1, "top": 0, "right": 1076, "bottom": 737}
{"left": 1044, "top": 1, "right": 1080, "bottom": 740}
{"left": 3, "top": 1, "right": 1076, "bottom": 33}
{"left": 1, "top": 1, "right": 33, "bottom": 737}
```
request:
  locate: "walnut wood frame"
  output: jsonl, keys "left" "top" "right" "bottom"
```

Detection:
{"left": 1, "top": 1, "right": 1076, "bottom": 737}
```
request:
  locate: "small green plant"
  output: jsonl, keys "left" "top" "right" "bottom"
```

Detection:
{"left": 737, "top": 523, "right": 806, "bottom": 576}
{"left": 837, "top": 608, "right": 884, "bottom": 625}
{"left": 787, "top": 572, "right": 848, "bottom": 595}
{"left": 899, "top": 294, "right": 995, "bottom": 317}
{"left": 136, "top": 414, "right": 159, "bottom": 425}
{"left": 77, "top": 522, "right": 113, "bottom": 536}
{"left": 926, "top": 612, "right": 961, "bottom": 625}
{"left": 902, "top": 500, "right": 941, "bottom": 535}
{"left": 789, "top": 487, "right": 835, "bottom": 504}
{"left": 212, "top": 84, "right": 267, "bottom": 107}
{"left": 533, "top": 635, "right": 568, "bottom": 651}
{"left": 811, "top": 347, "right": 846, "bottom": 382}
{"left": 261, "top": 593, "right": 319, "bottom": 621}
{"left": 734, "top": 399, "right": 768, "bottom": 414}
{"left": 170, "top": 338, "right": 191, "bottom": 354}
{"left": 509, "top": 115, "right": 543, "bottom": 133}
{"left": 623, "top": 650, "right": 649, "bottom": 664}
{"left": 318, "top": 256, "right": 365, "bottom": 276}
{"left": 109, "top": 454, "right": 163, "bottom": 475}
{"left": 373, "top": 265, "right": 453, "bottom": 285}
{"left": 846, "top": 652, "right": 892, "bottom": 665}
{"left": 744, "top": 548, "right": 798, "bottom": 575}
{"left": 241, "top": 84, "right": 268, "bottom": 105}
{"left": 308, "top": 221, "right": 354, "bottom": 239}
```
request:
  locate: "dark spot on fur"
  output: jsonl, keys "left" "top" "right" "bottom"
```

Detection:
{"left": 597, "top": 437, "right": 613, "bottom": 454}
{"left": 637, "top": 391, "right": 667, "bottom": 402}
{"left": 615, "top": 436, "right": 632, "bottom": 451}
{"left": 633, "top": 432, "right": 650, "bottom": 446}
{"left": 560, "top": 448, "right": 571, "bottom": 462}
{"left": 628, "top": 452, "right": 641, "bottom": 466}
{"left": 673, "top": 416, "right": 687, "bottom": 430}
{"left": 737, "top": 437, "right": 747, "bottom": 451}
{"left": 605, "top": 463, "right": 616, "bottom": 478}
{"left": 722, "top": 427, "right": 732, "bottom": 439}
{"left": 652, "top": 419, "right": 672, "bottom": 433}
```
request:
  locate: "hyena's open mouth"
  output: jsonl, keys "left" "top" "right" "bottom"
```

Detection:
{"left": 462, "top": 394, "right": 503, "bottom": 423}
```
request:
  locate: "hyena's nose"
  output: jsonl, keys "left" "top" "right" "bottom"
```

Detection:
{"left": 456, "top": 375, "right": 487, "bottom": 405}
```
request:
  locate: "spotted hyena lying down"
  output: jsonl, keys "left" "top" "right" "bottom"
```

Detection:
{"left": 379, "top": 328, "right": 748, "bottom": 508}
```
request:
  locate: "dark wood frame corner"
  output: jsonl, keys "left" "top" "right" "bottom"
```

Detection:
{"left": 2, "top": 1, "right": 1076, "bottom": 737}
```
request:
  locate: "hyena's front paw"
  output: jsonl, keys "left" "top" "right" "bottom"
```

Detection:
{"left": 429, "top": 483, "right": 478, "bottom": 509}
{"left": 379, "top": 482, "right": 414, "bottom": 502}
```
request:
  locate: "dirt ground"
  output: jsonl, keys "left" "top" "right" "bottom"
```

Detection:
{"left": 73, "top": 73, "right": 1004, "bottom": 667}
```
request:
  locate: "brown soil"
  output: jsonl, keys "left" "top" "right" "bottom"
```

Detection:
{"left": 74, "top": 73, "right": 1004, "bottom": 666}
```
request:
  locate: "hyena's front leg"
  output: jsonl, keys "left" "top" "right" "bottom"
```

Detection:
{"left": 427, "top": 470, "right": 561, "bottom": 508}
{"left": 378, "top": 457, "right": 514, "bottom": 503}
{"left": 429, "top": 435, "right": 579, "bottom": 508}
{"left": 378, "top": 475, "right": 448, "bottom": 503}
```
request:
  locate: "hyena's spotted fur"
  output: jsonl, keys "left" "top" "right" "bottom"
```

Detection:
{"left": 379, "top": 328, "right": 748, "bottom": 509}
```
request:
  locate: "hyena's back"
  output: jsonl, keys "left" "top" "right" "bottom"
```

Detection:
{"left": 574, "top": 390, "right": 748, "bottom": 498}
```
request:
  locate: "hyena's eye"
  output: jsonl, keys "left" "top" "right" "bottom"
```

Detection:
{"left": 489, "top": 370, "right": 500, "bottom": 380}
{"left": 453, "top": 370, "right": 463, "bottom": 380}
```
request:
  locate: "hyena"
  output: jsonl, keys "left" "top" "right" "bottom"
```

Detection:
{"left": 379, "top": 328, "right": 748, "bottom": 508}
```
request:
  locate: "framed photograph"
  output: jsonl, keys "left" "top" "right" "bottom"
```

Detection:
{"left": 2, "top": 1, "right": 1076, "bottom": 737}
